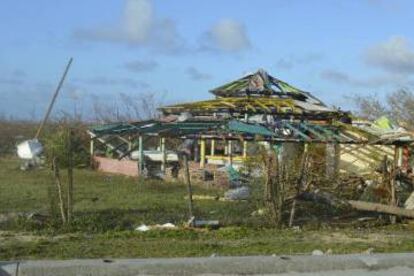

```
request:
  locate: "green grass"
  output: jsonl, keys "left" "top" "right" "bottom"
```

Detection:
{"left": 2, "top": 156, "right": 414, "bottom": 259}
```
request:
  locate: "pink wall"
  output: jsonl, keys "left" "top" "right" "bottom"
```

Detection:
{"left": 93, "top": 156, "right": 139, "bottom": 177}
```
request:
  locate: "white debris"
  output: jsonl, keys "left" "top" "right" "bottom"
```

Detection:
{"left": 136, "top": 223, "right": 177, "bottom": 231}
{"left": 135, "top": 224, "right": 151, "bottom": 232}
{"left": 312, "top": 250, "right": 324, "bottom": 256}
{"left": 160, "top": 223, "right": 176, "bottom": 229}
{"left": 17, "top": 139, "right": 43, "bottom": 159}
{"left": 363, "top": 247, "right": 375, "bottom": 255}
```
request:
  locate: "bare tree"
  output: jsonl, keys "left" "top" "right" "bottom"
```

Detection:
{"left": 352, "top": 89, "right": 414, "bottom": 130}
{"left": 93, "top": 92, "right": 164, "bottom": 123}
{"left": 351, "top": 94, "right": 388, "bottom": 121}
{"left": 386, "top": 89, "right": 414, "bottom": 128}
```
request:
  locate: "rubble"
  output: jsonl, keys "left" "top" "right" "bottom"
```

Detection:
{"left": 224, "top": 186, "right": 251, "bottom": 200}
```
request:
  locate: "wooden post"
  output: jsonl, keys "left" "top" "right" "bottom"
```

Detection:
{"left": 397, "top": 145, "right": 403, "bottom": 167}
{"left": 325, "top": 143, "right": 339, "bottom": 178}
{"left": 89, "top": 138, "right": 95, "bottom": 168}
{"left": 194, "top": 140, "right": 199, "bottom": 162}
{"left": 390, "top": 145, "right": 399, "bottom": 224}
{"left": 160, "top": 137, "right": 166, "bottom": 172}
{"left": 90, "top": 139, "right": 94, "bottom": 156}
{"left": 243, "top": 141, "right": 248, "bottom": 158}
{"left": 138, "top": 136, "right": 144, "bottom": 176}
{"left": 128, "top": 136, "right": 132, "bottom": 151}
{"left": 200, "top": 139, "right": 206, "bottom": 169}
{"left": 183, "top": 154, "right": 194, "bottom": 223}
{"left": 228, "top": 140, "right": 233, "bottom": 166}
{"left": 289, "top": 143, "right": 308, "bottom": 227}
{"left": 67, "top": 129, "right": 73, "bottom": 224}
{"left": 35, "top": 58, "right": 73, "bottom": 139}
{"left": 210, "top": 140, "right": 215, "bottom": 156}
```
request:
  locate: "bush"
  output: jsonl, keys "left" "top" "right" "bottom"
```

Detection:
{"left": 42, "top": 121, "right": 90, "bottom": 168}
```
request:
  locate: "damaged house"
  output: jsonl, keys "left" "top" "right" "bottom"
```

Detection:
{"left": 88, "top": 69, "right": 414, "bottom": 183}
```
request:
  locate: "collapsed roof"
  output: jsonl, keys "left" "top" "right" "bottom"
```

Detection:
{"left": 160, "top": 69, "right": 338, "bottom": 118}
{"left": 210, "top": 69, "right": 324, "bottom": 104}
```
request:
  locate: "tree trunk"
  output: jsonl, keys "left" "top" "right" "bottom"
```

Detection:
{"left": 52, "top": 157, "right": 67, "bottom": 224}
{"left": 67, "top": 129, "right": 74, "bottom": 224}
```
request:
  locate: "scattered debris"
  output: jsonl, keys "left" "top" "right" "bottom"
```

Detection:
{"left": 312, "top": 249, "right": 324, "bottom": 256}
{"left": 160, "top": 223, "right": 176, "bottom": 229}
{"left": 224, "top": 186, "right": 250, "bottom": 200}
{"left": 363, "top": 247, "right": 375, "bottom": 255}
{"left": 135, "top": 224, "right": 151, "bottom": 232}
{"left": 193, "top": 220, "right": 220, "bottom": 229}
{"left": 135, "top": 223, "right": 177, "bottom": 232}
{"left": 251, "top": 208, "right": 267, "bottom": 216}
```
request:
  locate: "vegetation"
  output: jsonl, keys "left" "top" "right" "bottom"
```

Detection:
{"left": 2, "top": 156, "right": 414, "bottom": 259}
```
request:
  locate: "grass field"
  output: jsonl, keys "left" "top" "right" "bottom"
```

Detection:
{"left": 1, "top": 156, "right": 414, "bottom": 260}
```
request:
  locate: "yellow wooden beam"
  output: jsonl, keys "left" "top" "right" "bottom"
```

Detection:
{"left": 200, "top": 139, "right": 206, "bottom": 169}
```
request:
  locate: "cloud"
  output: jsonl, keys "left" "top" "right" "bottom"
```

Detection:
{"left": 276, "top": 53, "right": 323, "bottom": 70}
{"left": 75, "top": 76, "right": 150, "bottom": 89}
{"left": 320, "top": 69, "right": 351, "bottom": 84}
{"left": 0, "top": 78, "right": 23, "bottom": 86}
{"left": 364, "top": 36, "right": 414, "bottom": 74}
{"left": 365, "top": 0, "right": 402, "bottom": 11}
{"left": 186, "top": 67, "right": 212, "bottom": 81}
{"left": 0, "top": 69, "right": 26, "bottom": 85}
{"left": 73, "top": 0, "right": 185, "bottom": 54}
{"left": 200, "top": 19, "right": 251, "bottom": 52}
{"left": 320, "top": 69, "right": 412, "bottom": 88}
{"left": 124, "top": 59, "right": 158, "bottom": 72}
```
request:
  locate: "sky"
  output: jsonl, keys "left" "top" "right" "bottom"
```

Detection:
{"left": 1, "top": 0, "right": 414, "bottom": 120}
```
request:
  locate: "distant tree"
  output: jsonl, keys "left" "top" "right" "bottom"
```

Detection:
{"left": 351, "top": 94, "right": 388, "bottom": 121}
{"left": 352, "top": 89, "right": 414, "bottom": 130}
{"left": 93, "top": 92, "right": 164, "bottom": 123}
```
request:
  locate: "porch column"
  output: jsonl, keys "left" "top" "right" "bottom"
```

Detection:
{"left": 200, "top": 139, "right": 206, "bottom": 169}
{"left": 90, "top": 139, "right": 94, "bottom": 156}
{"left": 228, "top": 140, "right": 233, "bottom": 166}
{"left": 138, "top": 136, "right": 144, "bottom": 176}
{"left": 397, "top": 145, "right": 403, "bottom": 167}
{"left": 160, "top": 137, "right": 166, "bottom": 172}
{"left": 210, "top": 140, "right": 215, "bottom": 156}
